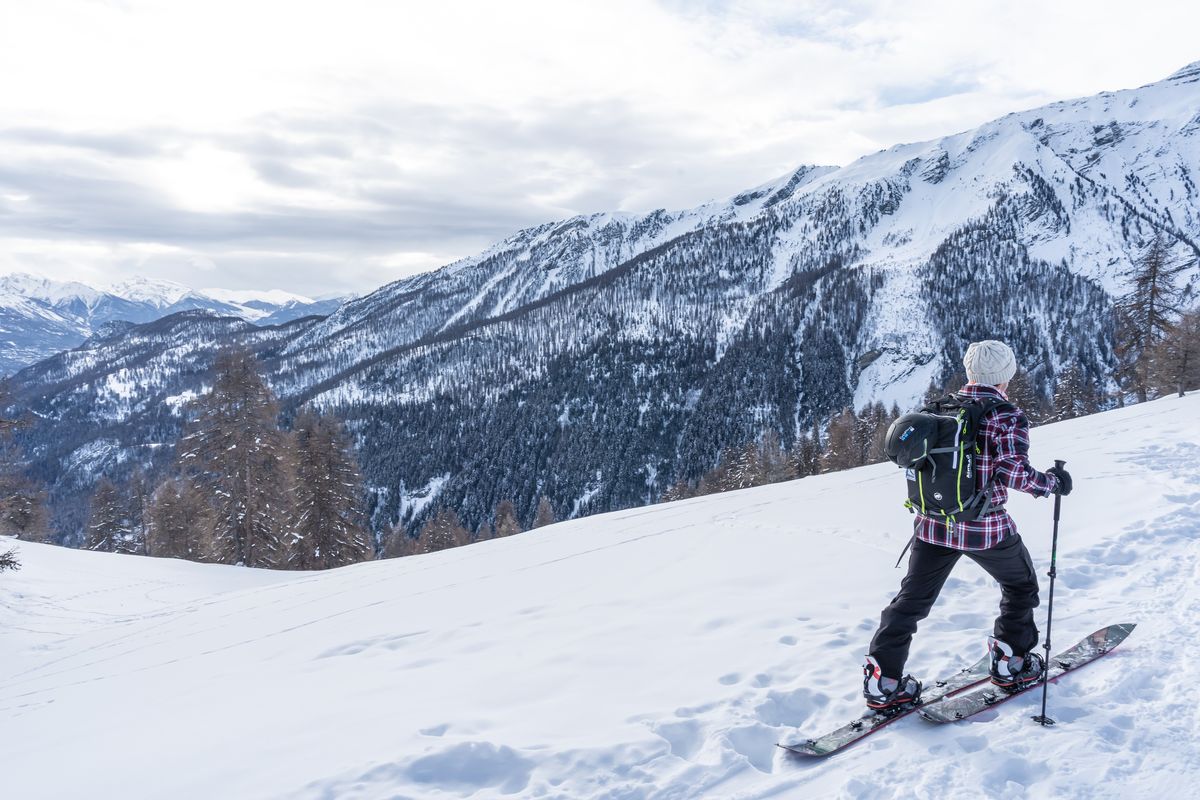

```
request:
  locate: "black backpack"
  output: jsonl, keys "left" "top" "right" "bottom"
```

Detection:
{"left": 884, "top": 393, "right": 1012, "bottom": 523}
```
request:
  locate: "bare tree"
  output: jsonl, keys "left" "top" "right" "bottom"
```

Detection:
{"left": 417, "top": 508, "right": 470, "bottom": 553}
{"left": 493, "top": 500, "right": 522, "bottom": 538}
{"left": 820, "top": 408, "right": 857, "bottom": 472}
{"left": 285, "top": 409, "right": 372, "bottom": 570}
{"left": 1151, "top": 307, "right": 1200, "bottom": 397}
{"left": 380, "top": 521, "right": 417, "bottom": 559}
{"left": 532, "top": 496, "right": 556, "bottom": 528}
{"left": 145, "top": 478, "right": 218, "bottom": 562}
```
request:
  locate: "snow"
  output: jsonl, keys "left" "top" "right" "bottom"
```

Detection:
{"left": 2, "top": 398, "right": 1199, "bottom": 798}
{"left": 0, "top": 272, "right": 104, "bottom": 309}
{"left": 108, "top": 276, "right": 194, "bottom": 307}
{"left": 201, "top": 287, "right": 315, "bottom": 306}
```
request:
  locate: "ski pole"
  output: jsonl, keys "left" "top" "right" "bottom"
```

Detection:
{"left": 1032, "top": 458, "right": 1065, "bottom": 726}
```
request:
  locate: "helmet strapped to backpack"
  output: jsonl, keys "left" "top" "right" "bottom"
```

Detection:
{"left": 884, "top": 413, "right": 955, "bottom": 471}
{"left": 884, "top": 393, "right": 1012, "bottom": 523}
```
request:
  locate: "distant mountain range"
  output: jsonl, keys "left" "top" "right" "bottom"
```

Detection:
{"left": 7, "top": 62, "right": 1200, "bottom": 543}
{"left": 0, "top": 273, "right": 345, "bottom": 374}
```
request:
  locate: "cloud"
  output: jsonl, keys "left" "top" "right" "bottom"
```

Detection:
{"left": 1, "top": 0, "right": 1198, "bottom": 296}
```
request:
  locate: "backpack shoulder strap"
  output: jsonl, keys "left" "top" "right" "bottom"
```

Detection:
{"left": 956, "top": 394, "right": 1015, "bottom": 441}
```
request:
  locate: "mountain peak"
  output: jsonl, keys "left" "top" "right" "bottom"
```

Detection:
{"left": 108, "top": 276, "right": 194, "bottom": 307}
{"left": 1165, "top": 60, "right": 1200, "bottom": 84}
{"left": 0, "top": 271, "right": 104, "bottom": 307}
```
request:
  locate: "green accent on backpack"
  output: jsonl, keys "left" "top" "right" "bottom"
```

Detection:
{"left": 884, "top": 393, "right": 1012, "bottom": 523}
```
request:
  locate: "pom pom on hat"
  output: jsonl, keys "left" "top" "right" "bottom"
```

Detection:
{"left": 963, "top": 340, "right": 1017, "bottom": 386}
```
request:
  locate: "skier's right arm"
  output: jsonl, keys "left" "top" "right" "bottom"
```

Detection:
{"left": 990, "top": 411, "right": 1058, "bottom": 498}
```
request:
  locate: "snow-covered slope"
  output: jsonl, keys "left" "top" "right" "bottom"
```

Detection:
{"left": 3, "top": 394, "right": 1197, "bottom": 799}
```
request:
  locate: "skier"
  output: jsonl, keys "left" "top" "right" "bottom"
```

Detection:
{"left": 862, "top": 340, "right": 1073, "bottom": 710}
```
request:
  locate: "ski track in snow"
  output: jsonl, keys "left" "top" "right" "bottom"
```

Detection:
{"left": 1, "top": 395, "right": 1198, "bottom": 798}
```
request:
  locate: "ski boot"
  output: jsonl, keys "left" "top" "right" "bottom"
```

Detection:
{"left": 863, "top": 656, "right": 922, "bottom": 711}
{"left": 988, "top": 636, "right": 1046, "bottom": 691}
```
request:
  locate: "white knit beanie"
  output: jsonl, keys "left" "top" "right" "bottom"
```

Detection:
{"left": 963, "top": 340, "right": 1017, "bottom": 386}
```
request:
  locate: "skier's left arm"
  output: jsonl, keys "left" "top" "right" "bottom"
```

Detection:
{"left": 991, "top": 410, "right": 1058, "bottom": 498}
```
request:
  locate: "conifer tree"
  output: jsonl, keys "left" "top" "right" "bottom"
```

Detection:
{"left": 177, "top": 349, "right": 288, "bottom": 567}
{"left": 1151, "top": 307, "right": 1200, "bottom": 397}
{"left": 380, "top": 521, "right": 416, "bottom": 559}
{"left": 1050, "top": 365, "right": 1099, "bottom": 421}
{"left": 86, "top": 478, "right": 130, "bottom": 552}
{"left": 1115, "top": 233, "right": 1189, "bottom": 402}
{"left": 758, "top": 430, "right": 794, "bottom": 484}
{"left": 286, "top": 409, "right": 372, "bottom": 570}
{"left": 493, "top": 500, "right": 522, "bottom": 537}
{"left": 418, "top": 508, "right": 470, "bottom": 553}
{"left": 800, "top": 419, "right": 825, "bottom": 477}
{"left": 0, "top": 473, "right": 52, "bottom": 542}
{"left": 145, "top": 478, "right": 218, "bottom": 561}
{"left": 659, "top": 481, "right": 694, "bottom": 502}
{"left": 789, "top": 426, "right": 821, "bottom": 479}
{"left": 533, "top": 496, "right": 556, "bottom": 528}
{"left": 1005, "top": 370, "right": 1044, "bottom": 423}
{"left": 820, "top": 409, "right": 857, "bottom": 472}
{"left": 126, "top": 466, "right": 150, "bottom": 555}
{"left": 0, "top": 404, "right": 52, "bottom": 543}
{"left": 0, "top": 547, "right": 18, "bottom": 572}
{"left": 722, "top": 442, "right": 761, "bottom": 491}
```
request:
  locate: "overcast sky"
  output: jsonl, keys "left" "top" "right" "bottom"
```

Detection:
{"left": 1, "top": 0, "right": 1197, "bottom": 297}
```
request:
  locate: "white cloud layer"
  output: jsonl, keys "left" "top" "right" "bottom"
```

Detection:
{"left": 1, "top": 0, "right": 1197, "bottom": 295}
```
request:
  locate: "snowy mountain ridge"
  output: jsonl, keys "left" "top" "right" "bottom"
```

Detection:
{"left": 2, "top": 393, "right": 1197, "bottom": 798}
{"left": 0, "top": 272, "right": 341, "bottom": 374}
{"left": 6, "top": 62, "right": 1200, "bottom": 540}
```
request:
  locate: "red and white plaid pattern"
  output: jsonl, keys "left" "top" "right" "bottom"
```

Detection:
{"left": 914, "top": 383, "right": 1058, "bottom": 551}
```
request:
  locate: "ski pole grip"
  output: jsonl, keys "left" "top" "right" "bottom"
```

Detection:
{"left": 1054, "top": 459, "right": 1066, "bottom": 469}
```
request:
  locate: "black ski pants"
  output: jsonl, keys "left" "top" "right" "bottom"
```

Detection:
{"left": 868, "top": 533, "right": 1041, "bottom": 679}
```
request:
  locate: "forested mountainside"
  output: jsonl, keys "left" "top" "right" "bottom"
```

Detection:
{"left": 7, "top": 63, "right": 1199, "bottom": 542}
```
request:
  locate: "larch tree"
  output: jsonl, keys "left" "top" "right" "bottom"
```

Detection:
{"left": 493, "top": 500, "right": 522, "bottom": 537}
{"left": 1151, "top": 307, "right": 1200, "bottom": 397}
{"left": 418, "top": 508, "right": 470, "bottom": 553}
{"left": 758, "top": 429, "right": 794, "bottom": 484}
{"left": 0, "top": 398, "right": 52, "bottom": 543}
{"left": 532, "top": 496, "right": 556, "bottom": 528}
{"left": 1115, "top": 233, "right": 1189, "bottom": 402}
{"left": 286, "top": 408, "right": 372, "bottom": 570}
{"left": 144, "top": 478, "right": 218, "bottom": 562}
{"left": 86, "top": 478, "right": 130, "bottom": 553}
{"left": 789, "top": 420, "right": 823, "bottom": 479}
{"left": 0, "top": 473, "right": 52, "bottom": 543}
{"left": 177, "top": 349, "right": 289, "bottom": 567}
{"left": 820, "top": 409, "right": 857, "bottom": 472}
{"left": 380, "top": 520, "right": 416, "bottom": 559}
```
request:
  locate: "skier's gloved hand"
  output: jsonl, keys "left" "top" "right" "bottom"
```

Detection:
{"left": 1046, "top": 465, "right": 1072, "bottom": 496}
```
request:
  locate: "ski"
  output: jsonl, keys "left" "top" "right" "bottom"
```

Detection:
{"left": 777, "top": 653, "right": 991, "bottom": 757}
{"left": 917, "top": 623, "right": 1136, "bottom": 724}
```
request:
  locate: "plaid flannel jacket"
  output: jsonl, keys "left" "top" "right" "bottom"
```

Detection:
{"left": 914, "top": 383, "right": 1059, "bottom": 551}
